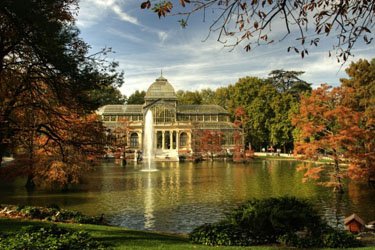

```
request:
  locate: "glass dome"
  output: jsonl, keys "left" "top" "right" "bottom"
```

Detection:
{"left": 144, "top": 76, "right": 177, "bottom": 101}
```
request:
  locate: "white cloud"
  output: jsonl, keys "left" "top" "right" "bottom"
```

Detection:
{"left": 77, "top": 0, "right": 139, "bottom": 27}
{"left": 111, "top": 4, "right": 139, "bottom": 25}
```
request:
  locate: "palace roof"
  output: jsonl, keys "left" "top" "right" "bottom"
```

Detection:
{"left": 177, "top": 105, "right": 229, "bottom": 115}
{"left": 98, "top": 105, "right": 142, "bottom": 115}
{"left": 145, "top": 76, "right": 177, "bottom": 101}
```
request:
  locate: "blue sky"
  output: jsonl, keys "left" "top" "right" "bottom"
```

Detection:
{"left": 76, "top": 0, "right": 375, "bottom": 97}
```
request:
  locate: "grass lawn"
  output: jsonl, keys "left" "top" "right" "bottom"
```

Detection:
{"left": 0, "top": 217, "right": 283, "bottom": 249}
{"left": 0, "top": 217, "right": 374, "bottom": 249}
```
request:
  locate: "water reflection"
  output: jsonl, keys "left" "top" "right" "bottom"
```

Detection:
{"left": 144, "top": 172, "right": 154, "bottom": 229}
{"left": 0, "top": 160, "right": 374, "bottom": 233}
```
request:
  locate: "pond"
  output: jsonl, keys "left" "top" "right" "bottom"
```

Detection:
{"left": 0, "top": 160, "right": 374, "bottom": 233}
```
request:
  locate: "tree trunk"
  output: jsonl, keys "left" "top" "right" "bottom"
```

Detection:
{"left": 333, "top": 152, "right": 344, "bottom": 193}
{"left": 0, "top": 142, "right": 5, "bottom": 167}
{"left": 25, "top": 174, "right": 35, "bottom": 190}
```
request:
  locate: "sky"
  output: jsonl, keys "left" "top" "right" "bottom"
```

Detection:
{"left": 76, "top": 0, "right": 375, "bottom": 97}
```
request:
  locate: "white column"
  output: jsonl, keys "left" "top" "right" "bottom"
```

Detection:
{"left": 162, "top": 130, "right": 165, "bottom": 150}
{"left": 169, "top": 130, "right": 173, "bottom": 149}
{"left": 176, "top": 131, "right": 179, "bottom": 150}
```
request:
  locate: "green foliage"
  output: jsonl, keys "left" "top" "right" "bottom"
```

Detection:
{"left": 226, "top": 196, "right": 323, "bottom": 243}
{"left": 0, "top": 224, "right": 108, "bottom": 250}
{"left": 17, "top": 205, "right": 104, "bottom": 224}
{"left": 189, "top": 222, "right": 250, "bottom": 246}
{"left": 176, "top": 90, "right": 202, "bottom": 104}
{"left": 321, "top": 228, "right": 362, "bottom": 248}
{"left": 278, "top": 232, "right": 321, "bottom": 248}
{"left": 190, "top": 197, "right": 361, "bottom": 248}
{"left": 127, "top": 90, "right": 146, "bottom": 104}
{"left": 0, "top": 0, "right": 123, "bottom": 170}
{"left": 279, "top": 226, "right": 362, "bottom": 248}
{"left": 268, "top": 70, "right": 311, "bottom": 97}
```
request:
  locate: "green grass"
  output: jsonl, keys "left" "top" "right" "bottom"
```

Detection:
{"left": 0, "top": 217, "right": 373, "bottom": 249}
{"left": 0, "top": 217, "right": 283, "bottom": 249}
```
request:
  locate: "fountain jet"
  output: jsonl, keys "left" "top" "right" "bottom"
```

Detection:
{"left": 143, "top": 109, "right": 157, "bottom": 171}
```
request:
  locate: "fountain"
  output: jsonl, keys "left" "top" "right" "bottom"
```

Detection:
{"left": 142, "top": 109, "right": 157, "bottom": 171}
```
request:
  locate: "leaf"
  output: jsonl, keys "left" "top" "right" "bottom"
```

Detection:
{"left": 140, "top": 1, "right": 151, "bottom": 9}
{"left": 254, "top": 21, "right": 259, "bottom": 29}
{"left": 324, "top": 23, "right": 332, "bottom": 34}
{"left": 178, "top": 19, "right": 188, "bottom": 28}
{"left": 179, "top": 0, "right": 190, "bottom": 8}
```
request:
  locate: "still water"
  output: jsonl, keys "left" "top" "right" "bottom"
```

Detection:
{"left": 0, "top": 160, "right": 374, "bottom": 233}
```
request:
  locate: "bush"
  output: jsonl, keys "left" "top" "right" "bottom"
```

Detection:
{"left": 0, "top": 225, "right": 109, "bottom": 250}
{"left": 191, "top": 196, "right": 361, "bottom": 248}
{"left": 279, "top": 232, "right": 322, "bottom": 248}
{"left": 226, "top": 196, "right": 324, "bottom": 243}
{"left": 322, "top": 228, "right": 362, "bottom": 248}
{"left": 190, "top": 222, "right": 251, "bottom": 246}
{"left": 16, "top": 205, "right": 104, "bottom": 224}
{"left": 278, "top": 227, "right": 362, "bottom": 248}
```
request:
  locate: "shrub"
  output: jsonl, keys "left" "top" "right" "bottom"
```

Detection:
{"left": 322, "top": 228, "right": 362, "bottom": 248}
{"left": 191, "top": 196, "right": 361, "bottom": 248}
{"left": 0, "top": 225, "right": 109, "bottom": 250}
{"left": 226, "top": 196, "right": 324, "bottom": 243}
{"left": 190, "top": 222, "right": 251, "bottom": 246}
{"left": 278, "top": 232, "right": 322, "bottom": 248}
{"left": 15, "top": 205, "right": 104, "bottom": 225}
{"left": 278, "top": 227, "right": 362, "bottom": 248}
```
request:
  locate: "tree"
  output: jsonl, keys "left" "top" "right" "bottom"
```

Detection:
{"left": 269, "top": 93, "right": 297, "bottom": 152}
{"left": 0, "top": 0, "right": 123, "bottom": 167}
{"left": 268, "top": 70, "right": 311, "bottom": 98}
{"left": 292, "top": 84, "right": 365, "bottom": 193}
{"left": 192, "top": 129, "right": 223, "bottom": 161}
{"left": 142, "top": 0, "right": 374, "bottom": 62}
{"left": 233, "top": 107, "right": 246, "bottom": 161}
{"left": 200, "top": 88, "right": 217, "bottom": 104}
{"left": 0, "top": 110, "right": 105, "bottom": 190}
{"left": 340, "top": 59, "right": 375, "bottom": 183}
{"left": 176, "top": 90, "right": 202, "bottom": 104}
{"left": 127, "top": 90, "right": 146, "bottom": 104}
{"left": 227, "top": 77, "right": 277, "bottom": 150}
{"left": 89, "top": 85, "right": 126, "bottom": 106}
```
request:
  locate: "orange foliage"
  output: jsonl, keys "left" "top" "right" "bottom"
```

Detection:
{"left": 0, "top": 105, "right": 105, "bottom": 189}
{"left": 193, "top": 129, "right": 224, "bottom": 160}
{"left": 292, "top": 84, "right": 369, "bottom": 191}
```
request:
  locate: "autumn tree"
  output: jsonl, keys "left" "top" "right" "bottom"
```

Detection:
{"left": 340, "top": 59, "right": 375, "bottom": 183}
{"left": 0, "top": 0, "right": 123, "bottom": 166}
{"left": 142, "top": 0, "right": 374, "bottom": 62}
{"left": 292, "top": 84, "right": 365, "bottom": 193}
{"left": 109, "top": 118, "right": 133, "bottom": 158}
{"left": 196, "top": 129, "right": 223, "bottom": 161}
{"left": 0, "top": 109, "right": 105, "bottom": 190}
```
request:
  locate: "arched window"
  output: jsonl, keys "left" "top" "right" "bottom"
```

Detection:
{"left": 180, "top": 132, "right": 188, "bottom": 147}
{"left": 130, "top": 133, "right": 139, "bottom": 147}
